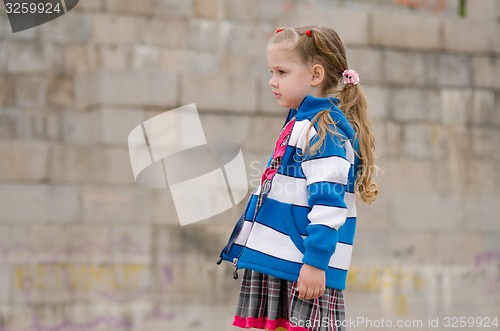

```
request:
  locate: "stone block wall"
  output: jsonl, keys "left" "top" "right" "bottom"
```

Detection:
{"left": 0, "top": 0, "right": 499, "bottom": 330}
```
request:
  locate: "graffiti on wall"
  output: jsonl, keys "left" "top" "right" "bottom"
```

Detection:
{"left": 0, "top": 236, "right": 176, "bottom": 331}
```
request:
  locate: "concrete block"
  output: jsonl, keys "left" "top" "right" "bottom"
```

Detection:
{"left": 0, "top": 43, "right": 7, "bottom": 71}
{"left": 92, "top": 13, "right": 141, "bottom": 45}
{"left": 0, "top": 184, "right": 80, "bottom": 223}
{"left": 0, "top": 267, "right": 8, "bottom": 303}
{"left": 185, "top": 51, "right": 220, "bottom": 75}
{"left": 0, "top": 75, "right": 14, "bottom": 106}
{"left": 470, "top": 127, "right": 500, "bottom": 160}
{"left": 347, "top": 48, "right": 383, "bottom": 84}
{"left": 259, "top": 0, "right": 295, "bottom": 22}
{"left": 104, "top": 147, "right": 136, "bottom": 184}
{"left": 482, "top": 232, "right": 500, "bottom": 253}
{"left": 38, "top": 12, "right": 92, "bottom": 43}
{"left": 464, "top": 160, "right": 498, "bottom": 195}
{"left": 402, "top": 123, "right": 449, "bottom": 160}
{"left": 131, "top": 45, "right": 161, "bottom": 70}
{"left": 154, "top": 0, "right": 193, "bottom": 17}
{"left": 139, "top": 18, "right": 188, "bottom": 48}
{"left": 194, "top": 0, "right": 219, "bottom": 19}
{"left": 150, "top": 190, "right": 178, "bottom": 224}
{"left": 364, "top": 85, "right": 390, "bottom": 120}
{"left": 388, "top": 87, "right": 441, "bottom": 122}
{"left": 104, "top": 0, "right": 153, "bottom": 14}
{"left": 431, "top": 232, "right": 481, "bottom": 264}
{"left": 0, "top": 225, "right": 31, "bottom": 263}
{"left": 110, "top": 225, "right": 151, "bottom": 264}
{"left": 440, "top": 88, "right": 472, "bottom": 126}
{"left": 5, "top": 41, "right": 61, "bottom": 74}
{"left": 198, "top": 113, "right": 252, "bottom": 145}
{"left": 160, "top": 48, "right": 189, "bottom": 72}
{"left": 0, "top": 9, "right": 11, "bottom": 37}
{"left": 49, "top": 144, "right": 105, "bottom": 183}
{"left": 443, "top": 18, "right": 497, "bottom": 54}
{"left": 228, "top": 22, "right": 273, "bottom": 57}
{"left": 472, "top": 56, "right": 500, "bottom": 89}
{"left": 496, "top": 91, "right": 500, "bottom": 125}
{"left": 50, "top": 144, "right": 135, "bottom": 184}
{"left": 390, "top": 191, "right": 463, "bottom": 230}
{"left": 388, "top": 230, "right": 434, "bottom": 263}
{"left": 58, "top": 225, "right": 111, "bottom": 263}
{"left": 293, "top": 4, "right": 370, "bottom": 46}
{"left": 371, "top": 12, "right": 441, "bottom": 50}
{"left": 0, "top": 109, "right": 20, "bottom": 139}
{"left": 81, "top": 187, "right": 154, "bottom": 223}
{"left": 75, "top": 70, "right": 177, "bottom": 109}
{"left": 188, "top": 19, "right": 229, "bottom": 52}
{"left": 47, "top": 74, "right": 74, "bottom": 108}
{"left": 379, "top": 158, "right": 435, "bottom": 194}
{"left": 463, "top": 195, "right": 500, "bottom": 231}
{"left": 426, "top": 53, "right": 472, "bottom": 87}
{"left": 27, "top": 224, "right": 68, "bottom": 261}
{"left": 433, "top": 128, "right": 467, "bottom": 195}
{"left": 223, "top": 0, "right": 260, "bottom": 21}
{"left": 13, "top": 75, "right": 47, "bottom": 108}
{"left": 98, "top": 45, "right": 130, "bottom": 70}
{"left": 466, "top": 0, "right": 498, "bottom": 21}
{"left": 181, "top": 74, "right": 256, "bottom": 112}
{"left": 246, "top": 115, "right": 285, "bottom": 153}
{"left": 61, "top": 110, "right": 101, "bottom": 144}
{"left": 355, "top": 187, "right": 391, "bottom": 230}
{"left": 372, "top": 119, "right": 402, "bottom": 158}
{"left": 350, "top": 230, "right": 391, "bottom": 261}
{"left": 64, "top": 44, "right": 98, "bottom": 74}
{"left": 99, "top": 107, "right": 145, "bottom": 145}
{"left": 470, "top": 89, "right": 498, "bottom": 126}
{"left": 12, "top": 112, "right": 48, "bottom": 140}
{"left": 382, "top": 50, "right": 427, "bottom": 86}
{"left": 0, "top": 140, "right": 49, "bottom": 181}
{"left": 219, "top": 53, "right": 268, "bottom": 80}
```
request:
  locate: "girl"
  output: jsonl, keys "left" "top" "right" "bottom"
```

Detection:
{"left": 217, "top": 25, "right": 379, "bottom": 331}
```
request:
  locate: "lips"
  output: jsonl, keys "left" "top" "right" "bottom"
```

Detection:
{"left": 273, "top": 91, "right": 281, "bottom": 98}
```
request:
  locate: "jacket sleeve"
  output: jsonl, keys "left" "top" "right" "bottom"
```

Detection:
{"left": 300, "top": 131, "right": 351, "bottom": 271}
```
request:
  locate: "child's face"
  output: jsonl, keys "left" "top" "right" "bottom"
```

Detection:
{"left": 267, "top": 42, "right": 314, "bottom": 109}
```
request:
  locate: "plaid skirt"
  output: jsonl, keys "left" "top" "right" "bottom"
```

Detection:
{"left": 233, "top": 269, "right": 346, "bottom": 331}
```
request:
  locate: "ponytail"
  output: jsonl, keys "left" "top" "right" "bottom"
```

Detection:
{"left": 339, "top": 84, "right": 379, "bottom": 204}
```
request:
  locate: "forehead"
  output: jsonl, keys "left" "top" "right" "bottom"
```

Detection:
{"left": 267, "top": 42, "right": 302, "bottom": 66}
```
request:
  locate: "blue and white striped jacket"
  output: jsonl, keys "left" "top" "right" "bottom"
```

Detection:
{"left": 218, "top": 95, "right": 360, "bottom": 290}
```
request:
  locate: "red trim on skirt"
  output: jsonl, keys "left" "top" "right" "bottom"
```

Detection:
{"left": 233, "top": 315, "right": 310, "bottom": 331}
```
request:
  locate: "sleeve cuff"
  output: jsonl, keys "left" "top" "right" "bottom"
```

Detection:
{"left": 302, "top": 246, "right": 333, "bottom": 271}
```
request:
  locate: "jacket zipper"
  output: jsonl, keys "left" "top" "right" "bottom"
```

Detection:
{"left": 222, "top": 111, "right": 298, "bottom": 279}
{"left": 216, "top": 188, "right": 257, "bottom": 266}
{"left": 230, "top": 190, "right": 268, "bottom": 279}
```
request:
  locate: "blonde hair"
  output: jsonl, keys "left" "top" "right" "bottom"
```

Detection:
{"left": 270, "top": 25, "right": 379, "bottom": 204}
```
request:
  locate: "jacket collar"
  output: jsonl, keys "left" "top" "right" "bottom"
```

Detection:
{"left": 292, "top": 95, "right": 357, "bottom": 143}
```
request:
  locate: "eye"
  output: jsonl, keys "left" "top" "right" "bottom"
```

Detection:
{"left": 278, "top": 70, "right": 286, "bottom": 75}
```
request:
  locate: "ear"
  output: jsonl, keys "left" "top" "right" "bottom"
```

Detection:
{"left": 310, "top": 64, "right": 325, "bottom": 87}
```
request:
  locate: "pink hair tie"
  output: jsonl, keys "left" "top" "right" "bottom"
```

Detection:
{"left": 342, "top": 69, "right": 360, "bottom": 86}
{"left": 305, "top": 29, "right": 312, "bottom": 37}
{"left": 275, "top": 27, "right": 284, "bottom": 33}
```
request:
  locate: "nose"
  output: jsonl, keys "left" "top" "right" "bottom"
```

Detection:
{"left": 269, "top": 75, "right": 277, "bottom": 87}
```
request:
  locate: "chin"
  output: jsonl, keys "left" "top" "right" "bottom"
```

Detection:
{"left": 278, "top": 101, "right": 292, "bottom": 109}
